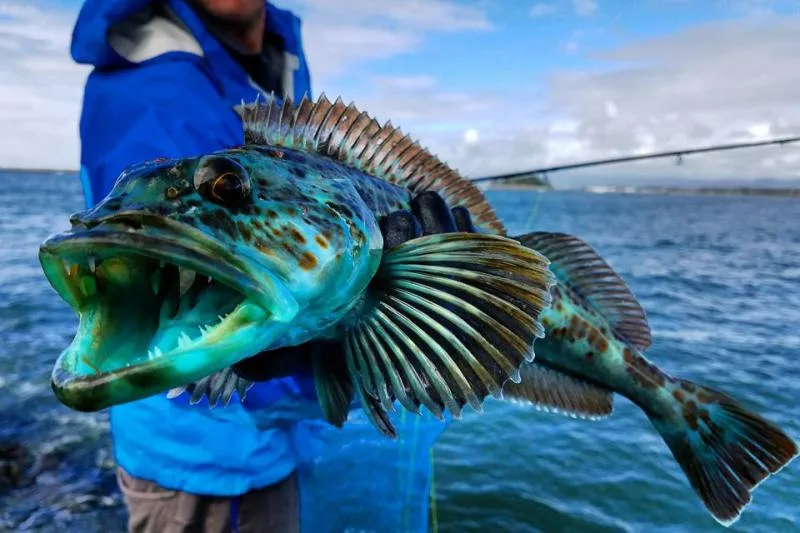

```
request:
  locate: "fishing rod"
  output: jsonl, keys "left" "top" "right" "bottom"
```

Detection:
{"left": 469, "top": 135, "right": 800, "bottom": 184}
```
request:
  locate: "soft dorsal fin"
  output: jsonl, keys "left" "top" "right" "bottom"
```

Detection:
{"left": 235, "top": 93, "right": 506, "bottom": 235}
{"left": 515, "top": 232, "right": 652, "bottom": 351}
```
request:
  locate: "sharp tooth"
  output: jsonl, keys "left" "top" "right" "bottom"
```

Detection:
{"left": 88, "top": 255, "right": 96, "bottom": 273}
{"left": 153, "top": 346, "right": 163, "bottom": 358}
{"left": 166, "top": 387, "right": 186, "bottom": 399}
{"left": 178, "top": 267, "right": 196, "bottom": 297}
{"left": 150, "top": 270, "right": 161, "bottom": 295}
{"left": 178, "top": 332, "right": 192, "bottom": 347}
{"left": 79, "top": 276, "right": 97, "bottom": 298}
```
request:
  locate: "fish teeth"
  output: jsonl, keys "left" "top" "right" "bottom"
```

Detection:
{"left": 150, "top": 270, "right": 161, "bottom": 295}
{"left": 178, "top": 331, "right": 193, "bottom": 348}
{"left": 178, "top": 267, "right": 196, "bottom": 297}
{"left": 88, "top": 255, "right": 96, "bottom": 273}
{"left": 166, "top": 387, "right": 186, "bottom": 399}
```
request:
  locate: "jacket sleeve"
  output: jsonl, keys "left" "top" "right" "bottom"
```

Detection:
{"left": 78, "top": 60, "right": 319, "bottom": 409}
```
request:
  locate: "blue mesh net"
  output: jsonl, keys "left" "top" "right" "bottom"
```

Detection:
{"left": 295, "top": 408, "right": 447, "bottom": 532}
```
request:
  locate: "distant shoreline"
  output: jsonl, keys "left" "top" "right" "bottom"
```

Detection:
{"left": 487, "top": 183, "right": 800, "bottom": 198}
{"left": 578, "top": 186, "right": 800, "bottom": 198}
{"left": 2, "top": 169, "right": 798, "bottom": 198}
{"left": 0, "top": 167, "right": 77, "bottom": 174}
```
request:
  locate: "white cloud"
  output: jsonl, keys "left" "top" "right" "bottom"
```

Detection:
{"left": 335, "top": 13, "right": 800, "bottom": 185}
{"left": 2, "top": 1, "right": 800, "bottom": 188}
{"left": 572, "top": 0, "right": 598, "bottom": 17}
{"left": 530, "top": 3, "right": 558, "bottom": 17}
{"left": 0, "top": 4, "right": 89, "bottom": 170}
{"left": 286, "top": 0, "right": 492, "bottom": 81}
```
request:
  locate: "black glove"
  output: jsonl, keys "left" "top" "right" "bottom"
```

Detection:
{"left": 231, "top": 190, "right": 477, "bottom": 382}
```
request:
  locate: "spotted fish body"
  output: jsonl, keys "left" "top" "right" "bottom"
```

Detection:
{"left": 39, "top": 95, "right": 796, "bottom": 529}
{"left": 502, "top": 232, "right": 798, "bottom": 527}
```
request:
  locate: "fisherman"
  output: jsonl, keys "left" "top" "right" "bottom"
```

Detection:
{"left": 70, "top": 1, "right": 474, "bottom": 531}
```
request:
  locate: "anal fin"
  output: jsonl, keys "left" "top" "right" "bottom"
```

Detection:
{"left": 501, "top": 361, "right": 614, "bottom": 420}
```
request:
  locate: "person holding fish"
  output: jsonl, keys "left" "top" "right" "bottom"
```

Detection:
{"left": 56, "top": 0, "right": 798, "bottom": 531}
{"left": 67, "top": 0, "right": 472, "bottom": 531}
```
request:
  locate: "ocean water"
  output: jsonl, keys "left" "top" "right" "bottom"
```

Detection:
{"left": 0, "top": 171, "right": 798, "bottom": 532}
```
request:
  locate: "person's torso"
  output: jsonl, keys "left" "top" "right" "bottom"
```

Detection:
{"left": 74, "top": 0, "right": 326, "bottom": 494}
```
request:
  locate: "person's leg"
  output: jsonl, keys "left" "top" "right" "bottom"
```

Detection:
{"left": 117, "top": 467, "right": 232, "bottom": 533}
{"left": 236, "top": 471, "right": 300, "bottom": 533}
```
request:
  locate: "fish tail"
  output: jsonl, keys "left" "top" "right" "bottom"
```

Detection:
{"left": 646, "top": 378, "right": 798, "bottom": 527}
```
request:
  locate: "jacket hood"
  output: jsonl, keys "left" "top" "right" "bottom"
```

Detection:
{"left": 70, "top": 0, "right": 301, "bottom": 70}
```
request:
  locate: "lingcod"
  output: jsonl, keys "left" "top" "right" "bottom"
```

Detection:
{"left": 39, "top": 95, "right": 797, "bottom": 527}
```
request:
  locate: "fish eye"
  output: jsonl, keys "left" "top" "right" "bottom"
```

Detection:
{"left": 193, "top": 155, "right": 251, "bottom": 207}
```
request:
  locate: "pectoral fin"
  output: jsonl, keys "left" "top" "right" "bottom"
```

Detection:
{"left": 343, "top": 232, "right": 555, "bottom": 437}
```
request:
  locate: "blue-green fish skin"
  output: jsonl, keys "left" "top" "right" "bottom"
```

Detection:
{"left": 39, "top": 145, "right": 409, "bottom": 410}
{"left": 503, "top": 232, "right": 798, "bottom": 528}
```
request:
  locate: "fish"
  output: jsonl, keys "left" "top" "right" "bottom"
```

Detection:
{"left": 37, "top": 93, "right": 555, "bottom": 421}
{"left": 37, "top": 95, "right": 796, "bottom": 528}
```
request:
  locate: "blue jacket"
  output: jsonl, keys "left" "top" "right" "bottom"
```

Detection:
{"left": 71, "top": 0, "right": 330, "bottom": 496}
{"left": 72, "top": 3, "right": 448, "bottom": 528}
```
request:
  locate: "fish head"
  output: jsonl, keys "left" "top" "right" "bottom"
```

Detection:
{"left": 39, "top": 147, "right": 384, "bottom": 412}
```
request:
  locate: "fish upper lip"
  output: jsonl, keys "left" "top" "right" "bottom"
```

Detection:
{"left": 39, "top": 212, "right": 298, "bottom": 321}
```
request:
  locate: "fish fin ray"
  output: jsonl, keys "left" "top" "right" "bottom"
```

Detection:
{"left": 515, "top": 231, "right": 652, "bottom": 351}
{"left": 649, "top": 379, "right": 799, "bottom": 526}
{"left": 235, "top": 95, "right": 506, "bottom": 234}
{"left": 165, "top": 369, "right": 253, "bottom": 407}
{"left": 311, "top": 346, "right": 355, "bottom": 428}
{"left": 344, "top": 232, "right": 555, "bottom": 432}
{"left": 501, "top": 361, "right": 613, "bottom": 419}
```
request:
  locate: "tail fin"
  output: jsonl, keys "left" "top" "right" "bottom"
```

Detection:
{"left": 649, "top": 379, "right": 798, "bottom": 527}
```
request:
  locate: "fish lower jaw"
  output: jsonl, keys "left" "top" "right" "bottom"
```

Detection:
{"left": 51, "top": 298, "right": 272, "bottom": 412}
{"left": 45, "top": 250, "right": 278, "bottom": 411}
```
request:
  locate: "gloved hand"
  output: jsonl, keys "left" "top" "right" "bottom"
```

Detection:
{"left": 231, "top": 190, "right": 477, "bottom": 384}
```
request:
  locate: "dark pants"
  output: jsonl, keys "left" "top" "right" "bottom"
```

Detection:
{"left": 117, "top": 468, "right": 300, "bottom": 533}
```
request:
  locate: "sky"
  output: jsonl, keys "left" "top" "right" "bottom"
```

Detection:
{"left": 2, "top": 0, "right": 800, "bottom": 186}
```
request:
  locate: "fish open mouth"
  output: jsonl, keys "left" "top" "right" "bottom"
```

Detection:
{"left": 39, "top": 213, "right": 298, "bottom": 412}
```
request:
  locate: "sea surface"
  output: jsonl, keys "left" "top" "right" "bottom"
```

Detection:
{"left": 0, "top": 171, "right": 798, "bottom": 532}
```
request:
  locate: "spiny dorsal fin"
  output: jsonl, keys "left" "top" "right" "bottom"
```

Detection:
{"left": 515, "top": 231, "right": 652, "bottom": 351}
{"left": 342, "top": 232, "right": 555, "bottom": 437}
{"left": 235, "top": 93, "right": 506, "bottom": 235}
{"left": 501, "top": 361, "right": 613, "bottom": 420}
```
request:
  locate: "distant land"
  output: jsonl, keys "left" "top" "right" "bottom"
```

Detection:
{"left": 0, "top": 167, "right": 77, "bottom": 174}
{"left": 485, "top": 174, "right": 553, "bottom": 191}
{"left": 483, "top": 173, "right": 800, "bottom": 197}
{"left": 2, "top": 167, "right": 798, "bottom": 197}
{"left": 576, "top": 185, "right": 800, "bottom": 198}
